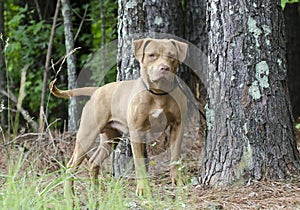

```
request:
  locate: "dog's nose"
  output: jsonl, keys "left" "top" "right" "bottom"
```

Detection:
{"left": 159, "top": 65, "right": 170, "bottom": 71}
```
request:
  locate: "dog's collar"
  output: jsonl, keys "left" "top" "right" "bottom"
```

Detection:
{"left": 141, "top": 78, "right": 178, "bottom": 95}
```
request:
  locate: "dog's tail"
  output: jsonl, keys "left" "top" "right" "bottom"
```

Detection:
{"left": 49, "top": 79, "right": 98, "bottom": 98}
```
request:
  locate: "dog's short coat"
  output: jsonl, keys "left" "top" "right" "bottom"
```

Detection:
{"left": 50, "top": 38, "right": 188, "bottom": 196}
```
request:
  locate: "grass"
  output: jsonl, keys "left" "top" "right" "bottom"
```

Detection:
{"left": 1, "top": 131, "right": 299, "bottom": 209}
{"left": 0, "top": 151, "right": 194, "bottom": 210}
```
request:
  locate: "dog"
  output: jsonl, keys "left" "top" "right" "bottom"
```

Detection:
{"left": 49, "top": 38, "right": 188, "bottom": 196}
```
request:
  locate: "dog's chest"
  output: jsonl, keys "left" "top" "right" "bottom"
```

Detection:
{"left": 127, "top": 93, "right": 181, "bottom": 132}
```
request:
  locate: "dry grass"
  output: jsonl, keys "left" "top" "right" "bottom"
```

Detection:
{"left": 0, "top": 127, "right": 300, "bottom": 209}
{"left": 191, "top": 180, "right": 300, "bottom": 209}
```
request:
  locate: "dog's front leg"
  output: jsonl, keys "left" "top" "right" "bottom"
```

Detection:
{"left": 169, "top": 123, "right": 184, "bottom": 186}
{"left": 130, "top": 132, "right": 149, "bottom": 196}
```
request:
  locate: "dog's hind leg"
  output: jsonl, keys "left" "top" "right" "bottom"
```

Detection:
{"left": 88, "top": 127, "right": 121, "bottom": 188}
{"left": 64, "top": 101, "right": 102, "bottom": 196}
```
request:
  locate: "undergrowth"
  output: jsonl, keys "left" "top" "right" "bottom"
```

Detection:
{"left": 0, "top": 152, "right": 193, "bottom": 210}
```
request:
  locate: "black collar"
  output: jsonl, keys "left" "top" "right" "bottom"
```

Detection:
{"left": 141, "top": 78, "right": 178, "bottom": 95}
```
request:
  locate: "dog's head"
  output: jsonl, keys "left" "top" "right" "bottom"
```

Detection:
{"left": 134, "top": 38, "right": 188, "bottom": 91}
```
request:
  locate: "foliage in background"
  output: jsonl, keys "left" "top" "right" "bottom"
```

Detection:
{"left": 2, "top": 0, "right": 299, "bottom": 133}
{"left": 3, "top": 0, "right": 117, "bottom": 132}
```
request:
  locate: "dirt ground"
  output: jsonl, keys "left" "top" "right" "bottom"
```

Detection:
{"left": 0, "top": 123, "right": 300, "bottom": 209}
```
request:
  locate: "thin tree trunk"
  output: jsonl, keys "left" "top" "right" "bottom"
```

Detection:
{"left": 61, "top": 0, "right": 78, "bottom": 131}
{"left": 0, "top": 0, "right": 8, "bottom": 133}
{"left": 39, "top": 0, "right": 60, "bottom": 132}
{"left": 200, "top": 0, "right": 300, "bottom": 186}
{"left": 284, "top": 3, "right": 300, "bottom": 119}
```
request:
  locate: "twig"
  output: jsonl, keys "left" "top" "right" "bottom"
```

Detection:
{"left": 34, "top": 0, "right": 42, "bottom": 21}
{"left": 1, "top": 132, "right": 42, "bottom": 147}
{"left": 74, "top": 5, "right": 89, "bottom": 42}
{"left": 52, "top": 47, "right": 82, "bottom": 78}
{"left": 40, "top": 110, "right": 57, "bottom": 154}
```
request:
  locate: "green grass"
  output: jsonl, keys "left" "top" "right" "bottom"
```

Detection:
{"left": 0, "top": 153, "right": 194, "bottom": 210}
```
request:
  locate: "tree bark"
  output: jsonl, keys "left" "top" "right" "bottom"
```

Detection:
{"left": 61, "top": 0, "right": 78, "bottom": 131}
{"left": 116, "top": 0, "right": 145, "bottom": 81}
{"left": 200, "top": 0, "right": 300, "bottom": 186}
{"left": 113, "top": 0, "right": 146, "bottom": 177}
{"left": 284, "top": 3, "right": 300, "bottom": 119}
{"left": 143, "top": 0, "right": 184, "bottom": 37}
{"left": 0, "top": 0, "right": 8, "bottom": 132}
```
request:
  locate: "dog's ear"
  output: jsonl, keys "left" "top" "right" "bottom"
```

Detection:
{"left": 133, "top": 39, "right": 149, "bottom": 62}
{"left": 171, "top": 40, "right": 188, "bottom": 63}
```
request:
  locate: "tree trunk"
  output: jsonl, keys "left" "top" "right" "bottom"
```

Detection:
{"left": 284, "top": 3, "right": 300, "bottom": 119}
{"left": 200, "top": 0, "right": 300, "bottom": 186}
{"left": 0, "top": 1, "right": 8, "bottom": 133}
{"left": 39, "top": 0, "right": 60, "bottom": 132}
{"left": 61, "top": 0, "right": 78, "bottom": 131}
{"left": 113, "top": 0, "right": 186, "bottom": 177}
{"left": 116, "top": 0, "right": 145, "bottom": 81}
{"left": 143, "top": 0, "right": 184, "bottom": 37}
{"left": 113, "top": 0, "right": 146, "bottom": 177}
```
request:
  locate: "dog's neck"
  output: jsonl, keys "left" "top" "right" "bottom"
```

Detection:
{"left": 141, "top": 77, "right": 177, "bottom": 95}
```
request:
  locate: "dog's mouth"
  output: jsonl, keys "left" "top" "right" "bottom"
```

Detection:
{"left": 149, "top": 68, "right": 174, "bottom": 82}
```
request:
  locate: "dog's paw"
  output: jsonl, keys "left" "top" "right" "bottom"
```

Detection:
{"left": 171, "top": 168, "right": 184, "bottom": 186}
{"left": 136, "top": 186, "right": 145, "bottom": 197}
{"left": 171, "top": 176, "right": 184, "bottom": 186}
{"left": 136, "top": 180, "right": 150, "bottom": 197}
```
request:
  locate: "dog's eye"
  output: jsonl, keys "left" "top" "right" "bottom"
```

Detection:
{"left": 148, "top": 53, "right": 157, "bottom": 59}
{"left": 168, "top": 55, "right": 176, "bottom": 60}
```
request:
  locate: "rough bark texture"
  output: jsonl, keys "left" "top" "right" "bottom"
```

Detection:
{"left": 0, "top": 1, "right": 8, "bottom": 131}
{"left": 143, "top": 0, "right": 184, "bottom": 37}
{"left": 116, "top": 0, "right": 145, "bottom": 81}
{"left": 284, "top": 3, "right": 300, "bottom": 119}
{"left": 186, "top": 0, "right": 207, "bottom": 55}
{"left": 61, "top": 0, "right": 78, "bottom": 131}
{"left": 200, "top": 0, "right": 300, "bottom": 186}
{"left": 113, "top": 0, "right": 146, "bottom": 177}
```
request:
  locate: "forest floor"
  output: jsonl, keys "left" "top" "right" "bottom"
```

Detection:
{"left": 0, "top": 122, "right": 300, "bottom": 209}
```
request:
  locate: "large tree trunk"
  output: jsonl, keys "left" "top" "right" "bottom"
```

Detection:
{"left": 284, "top": 3, "right": 300, "bottom": 119}
{"left": 113, "top": 0, "right": 186, "bottom": 177}
{"left": 200, "top": 0, "right": 300, "bottom": 186}
{"left": 61, "top": 0, "right": 78, "bottom": 131}
{"left": 0, "top": 1, "right": 8, "bottom": 133}
{"left": 113, "top": 0, "right": 146, "bottom": 177}
{"left": 143, "top": 0, "right": 184, "bottom": 37}
{"left": 116, "top": 0, "right": 145, "bottom": 81}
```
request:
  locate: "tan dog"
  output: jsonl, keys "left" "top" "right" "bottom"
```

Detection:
{"left": 50, "top": 38, "right": 188, "bottom": 196}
